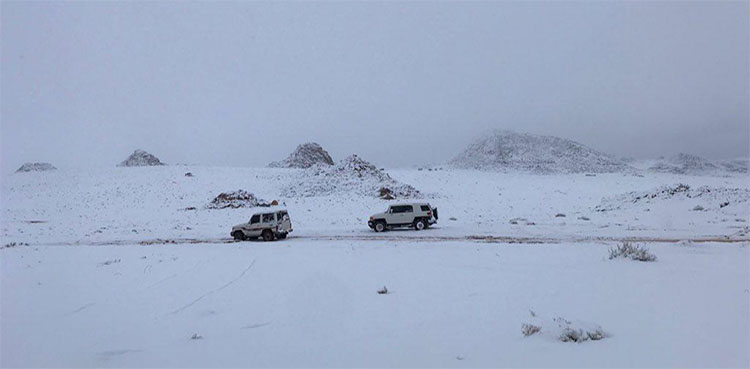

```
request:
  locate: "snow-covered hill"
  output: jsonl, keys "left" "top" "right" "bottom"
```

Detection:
{"left": 268, "top": 142, "right": 334, "bottom": 169}
{"left": 450, "top": 130, "right": 632, "bottom": 174}
{"left": 281, "top": 154, "right": 421, "bottom": 199}
{"left": 118, "top": 149, "right": 164, "bottom": 167}
{"left": 648, "top": 153, "right": 719, "bottom": 175}
{"left": 15, "top": 162, "right": 56, "bottom": 172}
{"left": 648, "top": 153, "right": 749, "bottom": 175}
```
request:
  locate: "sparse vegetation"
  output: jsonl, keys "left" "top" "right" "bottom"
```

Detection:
{"left": 553, "top": 317, "right": 605, "bottom": 343}
{"left": 609, "top": 241, "right": 657, "bottom": 262}
{"left": 2, "top": 242, "right": 29, "bottom": 249}
{"left": 521, "top": 323, "right": 541, "bottom": 337}
{"left": 377, "top": 286, "right": 389, "bottom": 294}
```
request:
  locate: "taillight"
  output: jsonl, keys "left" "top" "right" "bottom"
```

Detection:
{"left": 427, "top": 210, "right": 432, "bottom": 216}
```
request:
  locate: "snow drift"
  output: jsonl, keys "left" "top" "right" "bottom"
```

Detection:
{"left": 281, "top": 154, "right": 421, "bottom": 199}
{"left": 268, "top": 142, "right": 334, "bottom": 168}
{"left": 15, "top": 162, "right": 56, "bottom": 173}
{"left": 450, "top": 130, "right": 631, "bottom": 174}
{"left": 118, "top": 149, "right": 164, "bottom": 167}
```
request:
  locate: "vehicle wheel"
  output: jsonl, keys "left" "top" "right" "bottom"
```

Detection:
{"left": 414, "top": 219, "right": 426, "bottom": 231}
{"left": 232, "top": 231, "right": 246, "bottom": 241}
{"left": 374, "top": 221, "right": 386, "bottom": 233}
{"left": 262, "top": 229, "right": 275, "bottom": 242}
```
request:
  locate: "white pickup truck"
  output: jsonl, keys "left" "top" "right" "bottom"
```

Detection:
{"left": 368, "top": 202, "right": 438, "bottom": 232}
{"left": 231, "top": 209, "right": 292, "bottom": 241}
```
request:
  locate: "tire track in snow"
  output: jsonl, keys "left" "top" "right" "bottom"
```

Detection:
{"left": 166, "top": 259, "right": 256, "bottom": 316}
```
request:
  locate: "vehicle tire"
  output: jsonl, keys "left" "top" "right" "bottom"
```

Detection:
{"left": 414, "top": 219, "right": 426, "bottom": 231}
{"left": 232, "top": 231, "right": 246, "bottom": 241}
{"left": 374, "top": 221, "right": 386, "bottom": 233}
{"left": 262, "top": 229, "right": 275, "bottom": 242}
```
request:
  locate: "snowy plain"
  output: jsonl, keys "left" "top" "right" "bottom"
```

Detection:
{"left": 1, "top": 165, "right": 748, "bottom": 367}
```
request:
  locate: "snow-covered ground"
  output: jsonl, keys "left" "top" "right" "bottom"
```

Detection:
{"left": 2, "top": 166, "right": 748, "bottom": 244}
{"left": 2, "top": 166, "right": 748, "bottom": 367}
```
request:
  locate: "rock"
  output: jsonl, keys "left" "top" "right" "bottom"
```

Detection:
{"left": 184, "top": 172, "right": 194, "bottom": 177}
{"left": 578, "top": 216, "right": 590, "bottom": 221}
{"left": 555, "top": 213, "right": 566, "bottom": 218}
{"left": 268, "top": 142, "right": 334, "bottom": 168}
{"left": 16, "top": 162, "right": 57, "bottom": 172}
{"left": 510, "top": 217, "right": 532, "bottom": 225}
{"left": 118, "top": 150, "right": 164, "bottom": 167}
{"left": 692, "top": 205, "right": 704, "bottom": 211}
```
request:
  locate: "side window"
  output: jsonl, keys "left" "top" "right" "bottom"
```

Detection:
{"left": 250, "top": 214, "right": 260, "bottom": 224}
{"left": 392, "top": 205, "right": 413, "bottom": 214}
{"left": 420, "top": 205, "right": 430, "bottom": 212}
{"left": 262, "top": 213, "right": 275, "bottom": 223}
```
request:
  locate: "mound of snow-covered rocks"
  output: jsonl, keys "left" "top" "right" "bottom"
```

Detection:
{"left": 648, "top": 153, "right": 722, "bottom": 175}
{"left": 206, "top": 190, "right": 271, "bottom": 209}
{"left": 595, "top": 184, "right": 750, "bottom": 212}
{"left": 118, "top": 149, "right": 164, "bottom": 167}
{"left": 281, "top": 154, "right": 421, "bottom": 199}
{"left": 268, "top": 142, "right": 334, "bottom": 168}
{"left": 450, "top": 130, "right": 632, "bottom": 174}
{"left": 15, "top": 162, "right": 57, "bottom": 173}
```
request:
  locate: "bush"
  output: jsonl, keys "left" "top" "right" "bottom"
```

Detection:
{"left": 521, "top": 323, "right": 541, "bottom": 337}
{"left": 609, "top": 241, "right": 657, "bottom": 262}
{"left": 554, "top": 317, "right": 605, "bottom": 343}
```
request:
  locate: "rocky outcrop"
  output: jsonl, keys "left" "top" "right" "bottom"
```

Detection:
{"left": 281, "top": 154, "right": 421, "bottom": 199}
{"left": 118, "top": 150, "right": 164, "bottom": 167}
{"left": 450, "top": 130, "right": 632, "bottom": 174}
{"left": 206, "top": 190, "right": 271, "bottom": 209}
{"left": 16, "top": 162, "right": 57, "bottom": 173}
{"left": 268, "top": 143, "right": 334, "bottom": 169}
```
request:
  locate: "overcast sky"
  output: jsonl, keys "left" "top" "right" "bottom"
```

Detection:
{"left": 2, "top": 1, "right": 748, "bottom": 171}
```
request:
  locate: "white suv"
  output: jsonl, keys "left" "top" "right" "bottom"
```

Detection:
{"left": 231, "top": 209, "right": 293, "bottom": 241}
{"left": 368, "top": 203, "right": 438, "bottom": 232}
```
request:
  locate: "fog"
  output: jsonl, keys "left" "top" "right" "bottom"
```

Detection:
{"left": 2, "top": 1, "right": 748, "bottom": 171}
